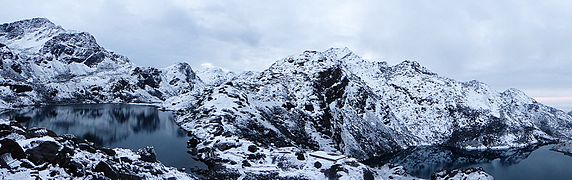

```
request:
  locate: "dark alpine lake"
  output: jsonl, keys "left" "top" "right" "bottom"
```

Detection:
{"left": 0, "top": 104, "right": 206, "bottom": 172}
{"left": 363, "top": 144, "right": 572, "bottom": 180}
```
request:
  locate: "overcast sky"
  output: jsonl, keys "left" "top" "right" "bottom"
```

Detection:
{"left": 1, "top": 0, "right": 571, "bottom": 111}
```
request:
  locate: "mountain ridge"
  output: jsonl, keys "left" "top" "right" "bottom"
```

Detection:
{"left": 172, "top": 46, "right": 572, "bottom": 178}
{"left": 176, "top": 47, "right": 572, "bottom": 159}
{"left": 0, "top": 18, "right": 204, "bottom": 108}
{"left": 1, "top": 18, "right": 570, "bottom": 179}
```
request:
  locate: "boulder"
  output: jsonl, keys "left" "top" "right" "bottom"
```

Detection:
{"left": 137, "top": 147, "right": 157, "bottom": 163}
{"left": 60, "top": 158, "right": 85, "bottom": 177}
{"left": 247, "top": 145, "right": 258, "bottom": 153}
{"left": 25, "top": 141, "right": 61, "bottom": 165}
{"left": 94, "top": 161, "right": 117, "bottom": 179}
{"left": 0, "top": 139, "right": 26, "bottom": 159}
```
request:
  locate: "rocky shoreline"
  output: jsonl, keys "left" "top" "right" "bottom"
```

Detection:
{"left": 0, "top": 119, "right": 195, "bottom": 179}
{"left": 551, "top": 141, "right": 572, "bottom": 156}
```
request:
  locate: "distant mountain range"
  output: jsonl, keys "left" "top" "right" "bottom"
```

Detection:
{"left": 2, "top": 18, "right": 571, "bottom": 179}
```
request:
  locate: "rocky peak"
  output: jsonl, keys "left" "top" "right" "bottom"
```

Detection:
{"left": 0, "top": 18, "right": 60, "bottom": 34}
{"left": 0, "top": 18, "right": 131, "bottom": 67}
{"left": 266, "top": 47, "right": 363, "bottom": 78}
{"left": 164, "top": 62, "right": 202, "bottom": 84}
{"left": 462, "top": 80, "right": 493, "bottom": 92}
{"left": 501, "top": 88, "right": 536, "bottom": 105}
{"left": 322, "top": 47, "right": 355, "bottom": 59}
{"left": 267, "top": 48, "right": 440, "bottom": 86}
{"left": 391, "top": 60, "right": 436, "bottom": 76}
{"left": 0, "top": 18, "right": 64, "bottom": 47}
{"left": 195, "top": 63, "right": 235, "bottom": 86}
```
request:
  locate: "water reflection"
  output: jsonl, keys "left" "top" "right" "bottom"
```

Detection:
{"left": 0, "top": 104, "right": 206, "bottom": 172}
{"left": 363, "top": 145, "right": 572, "bottom": 179}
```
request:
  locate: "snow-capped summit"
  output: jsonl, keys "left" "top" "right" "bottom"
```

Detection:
{"left": 392, "top": 60, "right": 436, "bottom": 75}
{"left": 0, "top": 18, "right": 65, "bottom": 53}
{"left": 195, "top": 63, "right": 236, "bottom": 86}
{"left": 2, "top": 17, "right": 57, "bottom": 30}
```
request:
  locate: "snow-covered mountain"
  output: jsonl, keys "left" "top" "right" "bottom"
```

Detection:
{"left": 174, "top": 48, "right": 572, "bottom": 178}
{"left": 2, "top": 18, "right": 572, "bottom": 179}
{"left": 0, "top": 18, "right": 203, "bottom": 108}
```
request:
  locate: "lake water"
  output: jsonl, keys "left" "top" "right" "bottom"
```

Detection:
{"left": 4, "top": 104, "right": 572, "bottom": 179}
{"left": 363, "top": 145, "right": 572, "bottom": 180}
{"left": 0, "top": 104, "right": 207, "bottom": 172}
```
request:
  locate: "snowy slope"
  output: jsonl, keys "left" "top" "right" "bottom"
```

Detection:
{"left": 195, "top": 63, "right": 236, "bottom": 86}
{"left": 174, "top": 47, "right": 572, "bottom": 179}
{"left": 0, "top": 18, "right": 204, "bottom": 107}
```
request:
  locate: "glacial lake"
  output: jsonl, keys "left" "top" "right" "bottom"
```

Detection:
{"left": 0, "top": 104, "right": 207, "bottom": 173}
{"left": 363, "top": 144, "right": 572, "bottom": 179}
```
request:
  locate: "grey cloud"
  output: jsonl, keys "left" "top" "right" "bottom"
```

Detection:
{"left": 1, "top": 0, "right": 571, "bottom": 110}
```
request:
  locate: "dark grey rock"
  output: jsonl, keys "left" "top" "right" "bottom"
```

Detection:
{"left": 94, "top": 161, "right": 117, "bottom": 179}
{"left": 0, "top": 139, "right": 26, "bottom": 159}
{"left": 247, "top": 145, "right": 258, "bottom": 153}
{"left": 137, "top": 147, "right": 157, "bottom": 163}
{"left": 99, "top": 147, "right": 116, "bottom": 156}
{"left": 25, "top": 141, "right": 61, "bottom": 165}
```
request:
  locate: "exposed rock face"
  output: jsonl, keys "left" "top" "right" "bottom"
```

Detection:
{"left": 39, "top": 32, "right": 108, "bottom": 66}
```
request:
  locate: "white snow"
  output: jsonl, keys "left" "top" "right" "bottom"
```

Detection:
{"left": 16, "top": 136, "right": 58, "bottom": 150}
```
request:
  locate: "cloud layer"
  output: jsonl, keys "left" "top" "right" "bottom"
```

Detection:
{"left": 1, "top": 0, "right": 571, "bottom": 110}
